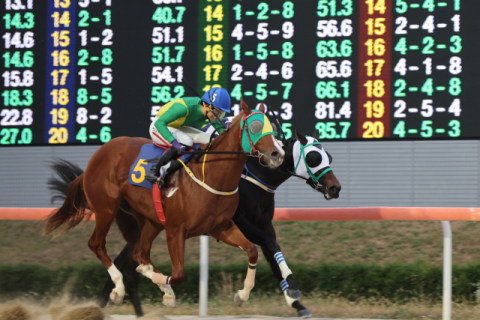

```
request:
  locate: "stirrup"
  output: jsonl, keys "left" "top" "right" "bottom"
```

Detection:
{"left": 156, "top": 176, "right": 166, "bottom": 186}
{"left": 145, "top": 167, "right": 160, "bottom": 183}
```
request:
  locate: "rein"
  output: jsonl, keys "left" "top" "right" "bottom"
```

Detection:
{"left": 178, "top": 111, "right": 271, "bottom": 196}
{"left": 177, "top": 158, "right": 238, "bottom": 196}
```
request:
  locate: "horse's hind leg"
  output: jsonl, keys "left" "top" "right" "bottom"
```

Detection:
{"left": 98, "top": 208, "right": 138, "bottom": 310}
{"left": 208, "top": 219, "right": 258, "bottom": 307}
{"left": 86, "top": 196, "right": 124, "bottom": 304}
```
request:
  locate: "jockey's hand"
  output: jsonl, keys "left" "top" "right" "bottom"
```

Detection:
{"left": 223, "top": 118, "right": 232, "bottom": 129}
{"left": 171, "top": 139, "right": 187, "bottom": 153}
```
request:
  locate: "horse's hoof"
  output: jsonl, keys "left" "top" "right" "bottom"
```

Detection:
{"left": 286, "top": 288, "right": 301, "bottom": 300}
{"left": 162, "top": 296, "right": 177, "bottom": 308}
{"left": 297, "top": 308, "right": 313, "bottom": 318}
{"left": 234, "top": 292, "right": 246, "bottom": 307}
{"left": 297, "top": 308, "right": 312, "bottom": 318}
{"left": 110, "top": 289, "right": 124, "bottom": 305}
{"left": 158, "top": 284, "right": 176, "bottom": 308}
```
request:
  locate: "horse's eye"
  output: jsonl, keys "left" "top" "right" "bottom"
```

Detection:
{"left": 305, "top": 151, "right": 322, "bottom": 168}
{"left": 249, "top": 120, "right": 264, "bottom": 135}
{"left": 326, "top": 151, "right": 333, "bottom": 164}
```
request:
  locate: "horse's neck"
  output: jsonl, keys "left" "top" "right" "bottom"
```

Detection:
{"left": 192, "top": 125, "right": 247, "bottom": 192}
{"left": 245, "top": 140, "right": 295, "bottom": 188}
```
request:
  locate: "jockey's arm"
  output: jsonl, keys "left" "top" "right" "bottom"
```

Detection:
{"left": 154, "top": 102, "right": 189, "bottom": 143}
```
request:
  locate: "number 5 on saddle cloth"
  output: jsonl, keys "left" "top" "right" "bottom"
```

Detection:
{"left": 128, "top": 143, "right": 198, "bottom": 190}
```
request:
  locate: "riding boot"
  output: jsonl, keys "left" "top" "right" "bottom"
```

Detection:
{"left": 145, "top": 147, "right": 181, "bottom": 183}
{"left": 158, "top": 160, "right": 183, "bottom": 186}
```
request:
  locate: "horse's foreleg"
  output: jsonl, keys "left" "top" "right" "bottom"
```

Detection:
{"left": 234, "top": 215, "right": 301, "bottom": 299}
{"left": 261, "top": 223, "right": 312, "bottom": 318}
{"left": 209, "top": 219, "right": 258, "bottom": 307}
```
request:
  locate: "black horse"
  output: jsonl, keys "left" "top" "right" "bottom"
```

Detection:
{"left": 47, "top": 129, "right": 341, "bottom": 318}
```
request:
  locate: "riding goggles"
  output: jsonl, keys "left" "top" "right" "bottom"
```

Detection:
{"left": 209, "top": 106, "right": 225, "bottom": 118}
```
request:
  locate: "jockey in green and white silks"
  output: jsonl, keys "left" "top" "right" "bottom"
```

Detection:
{"left": 145, "top": 87, "right": 231, "bottom": 184}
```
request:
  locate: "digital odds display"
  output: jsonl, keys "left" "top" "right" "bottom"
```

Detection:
{"left": 1, "top": 0, "right": 479, "bottom": 146}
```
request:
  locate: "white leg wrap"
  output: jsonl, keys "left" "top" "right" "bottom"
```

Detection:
{"left": 136, "top": 264, "right": 154, "bottom": 279}
{"left": 108, "top": 264, "right": 125, "bottom": 304}
{"left": 274, "top": 252, "right": 292, "bottom": 279}
{"left": 238, "top": 264, "right": 256, "bottom": 301}
{"left": 158, "top": 284, "right": 176, "bottom": 308}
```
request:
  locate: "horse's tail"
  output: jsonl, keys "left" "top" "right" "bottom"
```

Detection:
{"left": 44, "top": 159, "right": 91, "bottom": 236}
{"left": 47, "top": 158, "right": 85, "bottom": 204}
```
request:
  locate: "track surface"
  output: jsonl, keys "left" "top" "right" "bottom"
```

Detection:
{"left": 37, "top": 315, "right": 385, "bottom": 320}
{"left": 103, "top": 316, "right": 382, "bottom": 320}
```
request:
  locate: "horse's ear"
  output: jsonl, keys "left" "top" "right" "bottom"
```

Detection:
{"left": 295, "top": 129, "right": 308, "bottom": 145}
{"left": 257, "top": 103, "right": 266, "bottom": 113}
{"left": 241, "top": 98, "right": 252, "bottom": 115}
{"left": 312, "top": 129, "right": 320, "bottom": 141}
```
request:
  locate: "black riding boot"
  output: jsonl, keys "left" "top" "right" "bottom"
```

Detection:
{"left": 145, "top": 147, "right": 181, "bottom": 183}
{"left": 159, "top": 160, "right": 183, "bottom": 185}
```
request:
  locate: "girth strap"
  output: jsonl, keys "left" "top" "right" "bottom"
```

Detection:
{"left": 177, "top": 159, "right": 238, "bottom": 196}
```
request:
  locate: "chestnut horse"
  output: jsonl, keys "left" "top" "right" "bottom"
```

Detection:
{"left": 44, "top": 100, "right": 284, "bottom": 307}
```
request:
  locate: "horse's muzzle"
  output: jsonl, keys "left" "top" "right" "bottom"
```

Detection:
{"left": 266, "top": 150, "right": 284, "bottom": 168}
{"left": 325, "top": 184, "right": 341, "bottom": 199}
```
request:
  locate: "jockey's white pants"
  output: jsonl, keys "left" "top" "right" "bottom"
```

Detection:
{"left": 149, "top": 121, "right": 210, "bottom": 147}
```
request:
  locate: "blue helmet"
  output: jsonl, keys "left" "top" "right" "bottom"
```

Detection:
{"left": 201, "top": 87, "right": 231, "bottom": 113}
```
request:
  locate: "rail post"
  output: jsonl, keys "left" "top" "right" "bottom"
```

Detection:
{"left": 441, "top": 221, "right": 452, "bottom": 320}
{"left": 199, "top": 235, "right": 209, "bottom": 316}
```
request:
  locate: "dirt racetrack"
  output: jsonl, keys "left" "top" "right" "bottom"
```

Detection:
{"left": 0, "top": 300, "right": 387, "bottom": 320}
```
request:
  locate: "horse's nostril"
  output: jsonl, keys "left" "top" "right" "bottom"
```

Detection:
{"left": 271, "top": 151, "right": 280, "bottom": 159}
{"left": 330, "top": 185, "right": 341, "bottom": 194}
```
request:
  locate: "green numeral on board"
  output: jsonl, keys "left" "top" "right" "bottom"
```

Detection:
{"left": 450, "top": 36, "right": 462, "bottom": 53}
{"left": 78, "top": 10, "right": 89, "bottom": 27}
{"left": 76, "top": 127, "right": 87, "bottom": 143}
{"left": 449, "top": 78, "right": 462, "bottom": 96}
{"left": 396, "top": 0, "right": 408, "bottom": 13}
{"left": 175, "top": 7, "right": 186, "bottom": 23}
{"left": 100, "top": 127, "right": 111, "bottom": 143}
{"left": 339, "top": 122, "right": 351, "bottom": 138}
{"left": 77, "top": 88, "right": 88, "bottom": 105}
{"left": 257, "top": 43, "right": 268, "bottom": 60}
{"left": 103, "top": 10, "right": 111, "bottom": 26}
{"left": 233, "top": 4, "right": 242, "bottom": 20}
{"left": 257, "top": 3, "right": 269, "bottom": 20}
{"left": 395, "top": 37, "right": 407, "bottom": 55}
{"left": 231, "top": 84, "right": 242, "bottom": 101}
{"left": 421, "top": 120, "right": 433, "bottom": 138}
{"left": 422, "top": 37, "right": 435, "bottom": 54}
{"left": 282, "top": 1, "right": 294, "bottom": 19}
{"left": 448, "top": 120, "right": 461, "bottom": 137}
{"left": 394, "top": 79, "right": 406, "bottom": 97}
{"left": 421, "top": 78, "right": 434, "bottom": 96}
{"left": 281, "top": 82, "right": 292, "bottom": 99}
{"left": 282, "top": 123, "right": 292, "bottom": 139}
{"left": 102, "top": 48, "right": 113, "bottom": 65}
{"left": 393, "top": 121, "right": 406, "bottom": 138}
{"left": 233, "top": 44, "right": 241, "bottom": 60}
{"left": 282, "top": 42, "right": 293, "bottom": 59}
{"left": 422, "top": 0, "right": 435, "bottom": 11}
